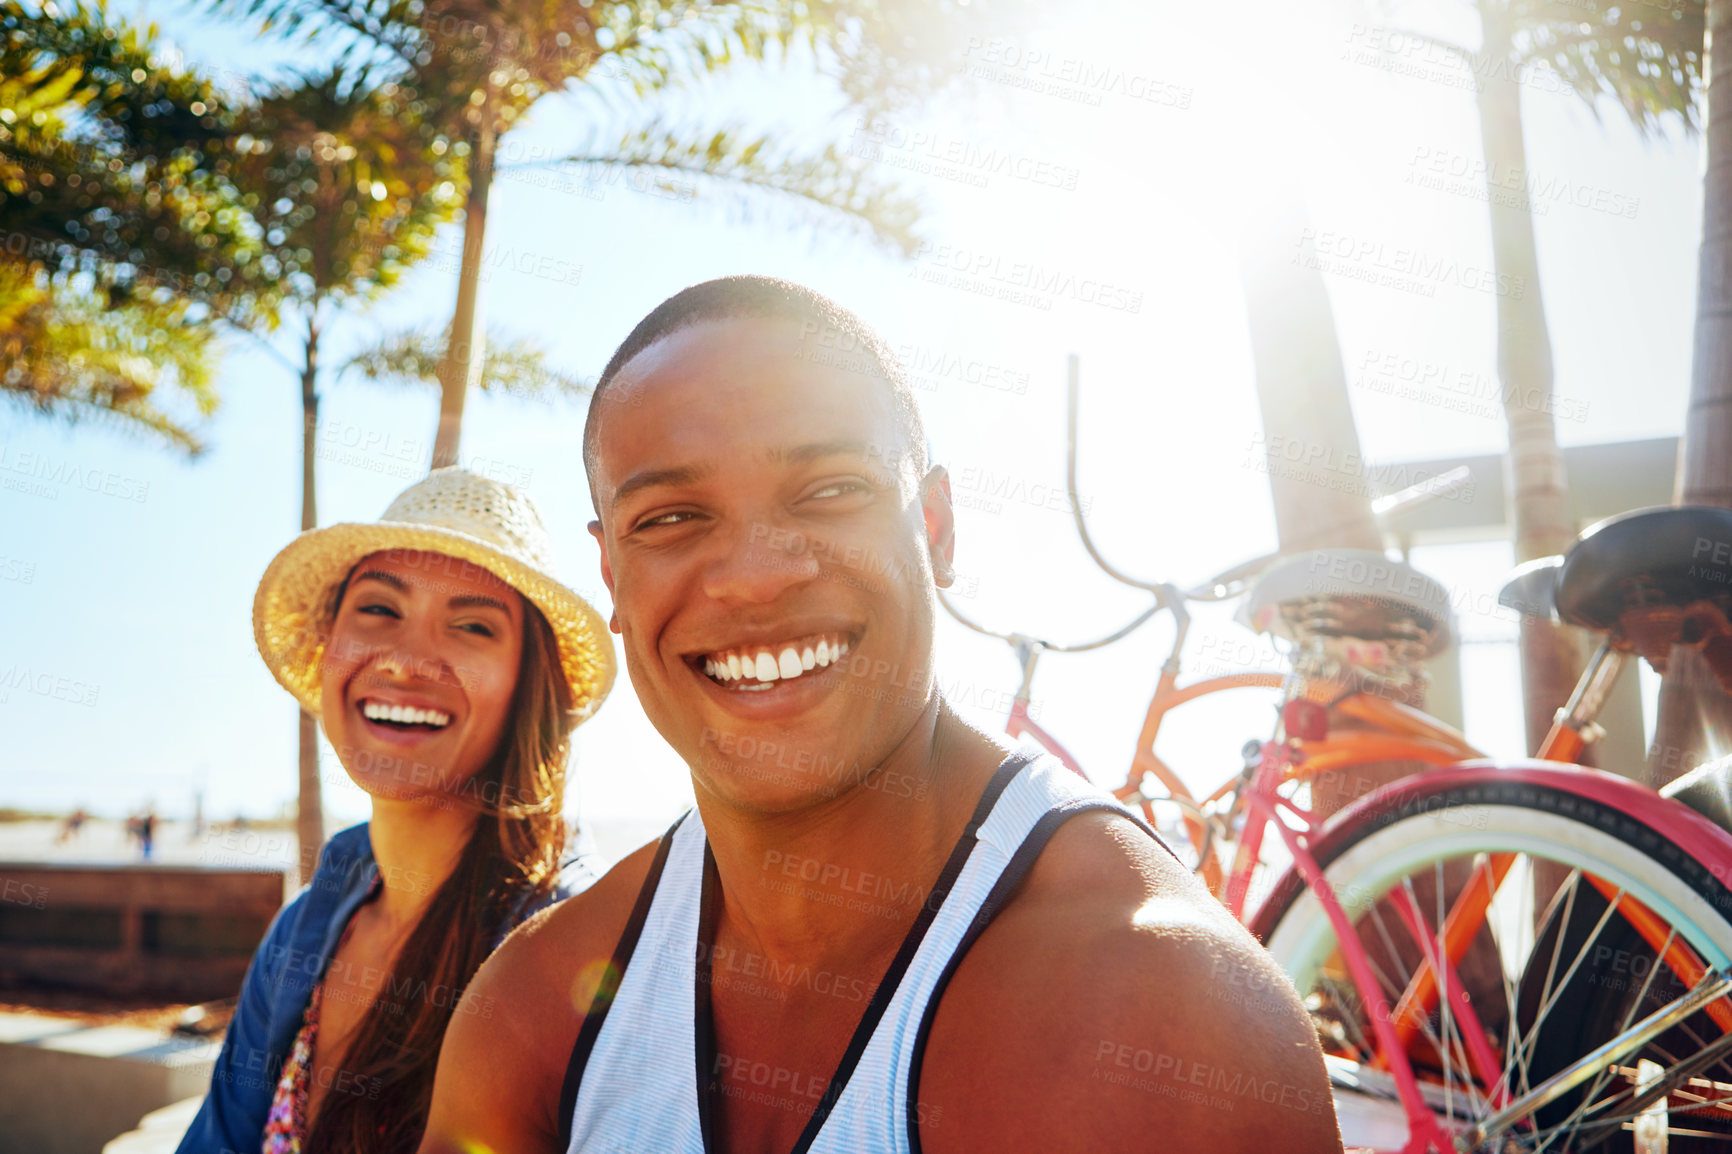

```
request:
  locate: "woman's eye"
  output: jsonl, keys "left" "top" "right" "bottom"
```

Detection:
{"left": 458, "top": 622, "right": 496, "bottom": 638}
{"left": 357, "top": 603, "right": 399, "bottom": 619}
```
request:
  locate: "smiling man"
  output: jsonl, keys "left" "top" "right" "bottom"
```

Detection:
{"left": 419, "top": 277, "right": 1340, "bottom": 1154}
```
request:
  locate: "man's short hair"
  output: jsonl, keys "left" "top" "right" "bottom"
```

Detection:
{"left": 582, "top": 276, "right": 928, "bottom": 501}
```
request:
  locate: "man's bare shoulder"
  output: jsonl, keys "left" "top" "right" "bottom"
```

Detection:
{"left": 419, "top": 835, "right": 667, "bottom": 1154}
{"left": 920, "top": 812, "right": 1341, "bottom": 1154}
{"left": 506, "top": 833, "right": 668, "bottom": 993}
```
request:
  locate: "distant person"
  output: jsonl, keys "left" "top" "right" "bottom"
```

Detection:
{"left": 419, "top": 278, "right": 1339, "bottom": 1153}
{"left": 176, "top": 468, "right": 616, "bottom": 1154}
{"left": 55, "top": 807, "right": 86, "bottom": 844}
{"left": 138, "top": 808, "right": 156, "bottom": 861}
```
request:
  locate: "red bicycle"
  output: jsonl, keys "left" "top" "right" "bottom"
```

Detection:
{"left": 941, "top": 357, "right": 1732, "bottom": 1152}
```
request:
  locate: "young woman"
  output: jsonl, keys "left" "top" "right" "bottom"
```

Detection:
{"left": 177, "top": 467, "right": 615, "bottom": 1154}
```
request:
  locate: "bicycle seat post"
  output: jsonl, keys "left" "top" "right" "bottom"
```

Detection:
{"left": 1538, "top": 637, "right": 1626, "bottom": 761}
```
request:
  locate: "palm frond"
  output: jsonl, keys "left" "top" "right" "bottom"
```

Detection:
{"left": 343, "top": 325, "right": 593, "bottom": 398}
{"left": 1509, "top": 0, "right": 1703, "bottom": 135}
{"left": 534, "top": 115, "right": 921, "bottom": 254}
{"left": 0, "top": 262, "right": 219, "bottom": 455}
{"left": 0, "top": 1, "right": 270, "bottom": 317}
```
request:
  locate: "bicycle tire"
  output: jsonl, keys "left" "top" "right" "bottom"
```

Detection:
{"left": 1247, "top": 774, "right": 1732, "bottom": 1153}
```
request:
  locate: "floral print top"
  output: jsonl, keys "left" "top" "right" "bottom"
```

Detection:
{"left": 260, "top": 875, "right": 379, "bottom": 1153}
{"left": 260, "top": 980, "right": 325, "bottom": 1153}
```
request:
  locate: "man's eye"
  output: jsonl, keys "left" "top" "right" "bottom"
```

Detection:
{"left": 635, "top": 510, "right": 697, "bottom": 529}
{"left": 809, "top": 480, "right": 867, "bottom": 499}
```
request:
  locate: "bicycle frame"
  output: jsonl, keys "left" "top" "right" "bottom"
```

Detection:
{"left": 995, "top": 624, "right": 1732, "bottom": 1150}
{"left": 1242, "top": 759, "right": 1732, "bottom": 1152}
{"left": 986, "top": 353, "right": 1732, "bottom": 1147}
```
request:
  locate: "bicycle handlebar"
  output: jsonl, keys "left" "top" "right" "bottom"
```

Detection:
{"left": 1181, "top": 551, "right": 1282, "bottom": 602}
{"left": 937, "top": 585, "right": 1166, "bottom": 652}
{"left": 1065, "top": 354, "right": 1168, "bottom": 596}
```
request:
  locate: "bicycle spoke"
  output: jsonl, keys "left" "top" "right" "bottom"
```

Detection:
{"left": 1485, "top": 853, "right": 1533, "bottom": 1107}
{"left": 1398, "top": 869, "right": 1491, "bottom": 1123}
{"left": 1515, "top": 881, "right": 1624, "bottom": 1089}
{"left": 1545, "top": 924, "right": 1679, "bottom": 1145}
{"left": 1527, "top": 1034, "right": 1732, "bottom": 1153}
{"left": 1426, "top": 864, "right": 1458, "bottom": 1126}
{"left": 1516, "top": 870, "right": 1582, "bottom": 1084}
{"left": 1260, "top": 783, "right": 1732, "bottom": 1154}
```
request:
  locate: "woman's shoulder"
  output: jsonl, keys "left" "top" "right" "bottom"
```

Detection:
{"left": 252, "top": 822, "right": 377, "bottom": 971}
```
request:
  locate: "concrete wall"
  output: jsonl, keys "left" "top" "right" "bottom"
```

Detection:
{"left": 0, "top": 864, "right": 286, "bottom": 1001}
{"left": 0, "top": 1014, "right": 215, "bottom": 1154}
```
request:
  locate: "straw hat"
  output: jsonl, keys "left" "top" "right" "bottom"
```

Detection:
{"left": 253, "top": 468, "right": 615, "bottom": 722}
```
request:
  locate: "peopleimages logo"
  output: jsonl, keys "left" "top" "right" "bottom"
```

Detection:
{"left": 0, "top": 664, "right": 100, "bottom": 707}
{"left": 0, "top": 447, "right": 150, "bottom": 503}
{"left": 908, "top": 242, "right": 1144, "bottom": 314}
{"left": 848, "top": 118, "right": 1083, "bottom": 191}
{"left": 1295, "top": 228, "right": 1526, "bottom": 299}
{"left": 1407, "top": 146, "right": 1640, "bottom": 221}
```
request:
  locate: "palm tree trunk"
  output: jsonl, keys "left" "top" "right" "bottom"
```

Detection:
{"left": 1239, "top": 195, "right": 1382, "bottom": 556}
{"left": 432, "top": 94, "right": 496, "bottom": 471}
{"left": 1653, "top": 0, "right": 1732, "bottom": 786}
{"left": 1475, "top": 12, "right": 1586, "bottom": 760}
{"left": 296, "top": 312, "right": 324, "bottom": 883}
{"left": 1240, "top": 191, "right": 1403, "bottom": 821}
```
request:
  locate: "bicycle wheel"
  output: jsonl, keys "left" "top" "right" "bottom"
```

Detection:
{"left": 1247, "top": 773, "right": 1732, "bottom": 1153}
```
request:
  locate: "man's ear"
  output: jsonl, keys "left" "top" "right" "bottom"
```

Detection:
{"left": 920, "top": 466, "right": 956, "bottom": 587}
{"left": 588, "top": 519, "right": 622, "bottom": 634}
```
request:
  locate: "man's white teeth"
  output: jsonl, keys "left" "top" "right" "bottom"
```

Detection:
{"left": 704, "top": 635, "right": 850, "bottom": 686}
{"left": 361, "top": 700, "right": 451, "bottom": 727}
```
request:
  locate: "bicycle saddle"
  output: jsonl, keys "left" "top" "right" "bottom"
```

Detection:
{"left": 1554, "top": 506, "right": 1732, "bottom": 630}
{"left": 1497, "top": 556, "right": 1563, "bottom": 621}
{"left": 1238, "top": 548, "right": 1454, "bottom": 658}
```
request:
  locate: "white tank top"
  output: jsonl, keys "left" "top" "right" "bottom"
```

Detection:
{"left": 557, "top": 748, "right": 1168, "bottom": 1154}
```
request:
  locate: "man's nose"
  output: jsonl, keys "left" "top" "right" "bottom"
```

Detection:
{"left": 701, "top": 523, "right": 820, "bottom": 604}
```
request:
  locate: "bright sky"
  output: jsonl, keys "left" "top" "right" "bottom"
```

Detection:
{"left": 0, "top": 0, "right": 1702, "bottom": 838}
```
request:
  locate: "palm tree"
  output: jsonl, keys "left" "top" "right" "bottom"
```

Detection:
{"left": 1240, "top": 193, "right": 1384, "bottom": 557}
{"left": 218, "top": 69, "right": 461, "bottom": 867}
{"left": 217, "top": 0, "right": 977, "bottom": 468}
{"left": 2, "top": 3, "right": 595, "bottom": 867}
{"left": 1384, "top": 0, "right": 1703, "bottom": 763}
{"left": 0, "top": 1, "right": 269, "bottom": 449}
{"left": 1663, "top": 0, "right": 1732, "bottom": 784}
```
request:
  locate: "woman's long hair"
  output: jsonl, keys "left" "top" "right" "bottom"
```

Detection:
{"left": 303, "top": 588, "right": 576, "bottom": 1154}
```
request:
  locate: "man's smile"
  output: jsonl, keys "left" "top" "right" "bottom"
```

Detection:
{"left": 699, "top": 631, "right": 853, "bottom": 691}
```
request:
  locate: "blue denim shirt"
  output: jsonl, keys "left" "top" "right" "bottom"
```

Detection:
{"left": 174, "top": 822, "right": 596, "bottom": 1154}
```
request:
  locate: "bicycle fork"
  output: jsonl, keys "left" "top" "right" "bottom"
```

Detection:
{"left": 1234, "top": 741, "right": 1459, "bottom": 1153}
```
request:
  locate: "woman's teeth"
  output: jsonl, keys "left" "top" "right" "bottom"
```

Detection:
{"left": 703, "top": 635, "right": 849, "bottom": 689}
{"left": 361, "top": 700, "right": 452, "bottom": 728}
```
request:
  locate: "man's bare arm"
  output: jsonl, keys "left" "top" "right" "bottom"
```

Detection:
{"left": 922, "top": 814, "right": 1341, "bottom": 1153}
{"left": 419, "top": 842, "right": 659, "bottom": 1154}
